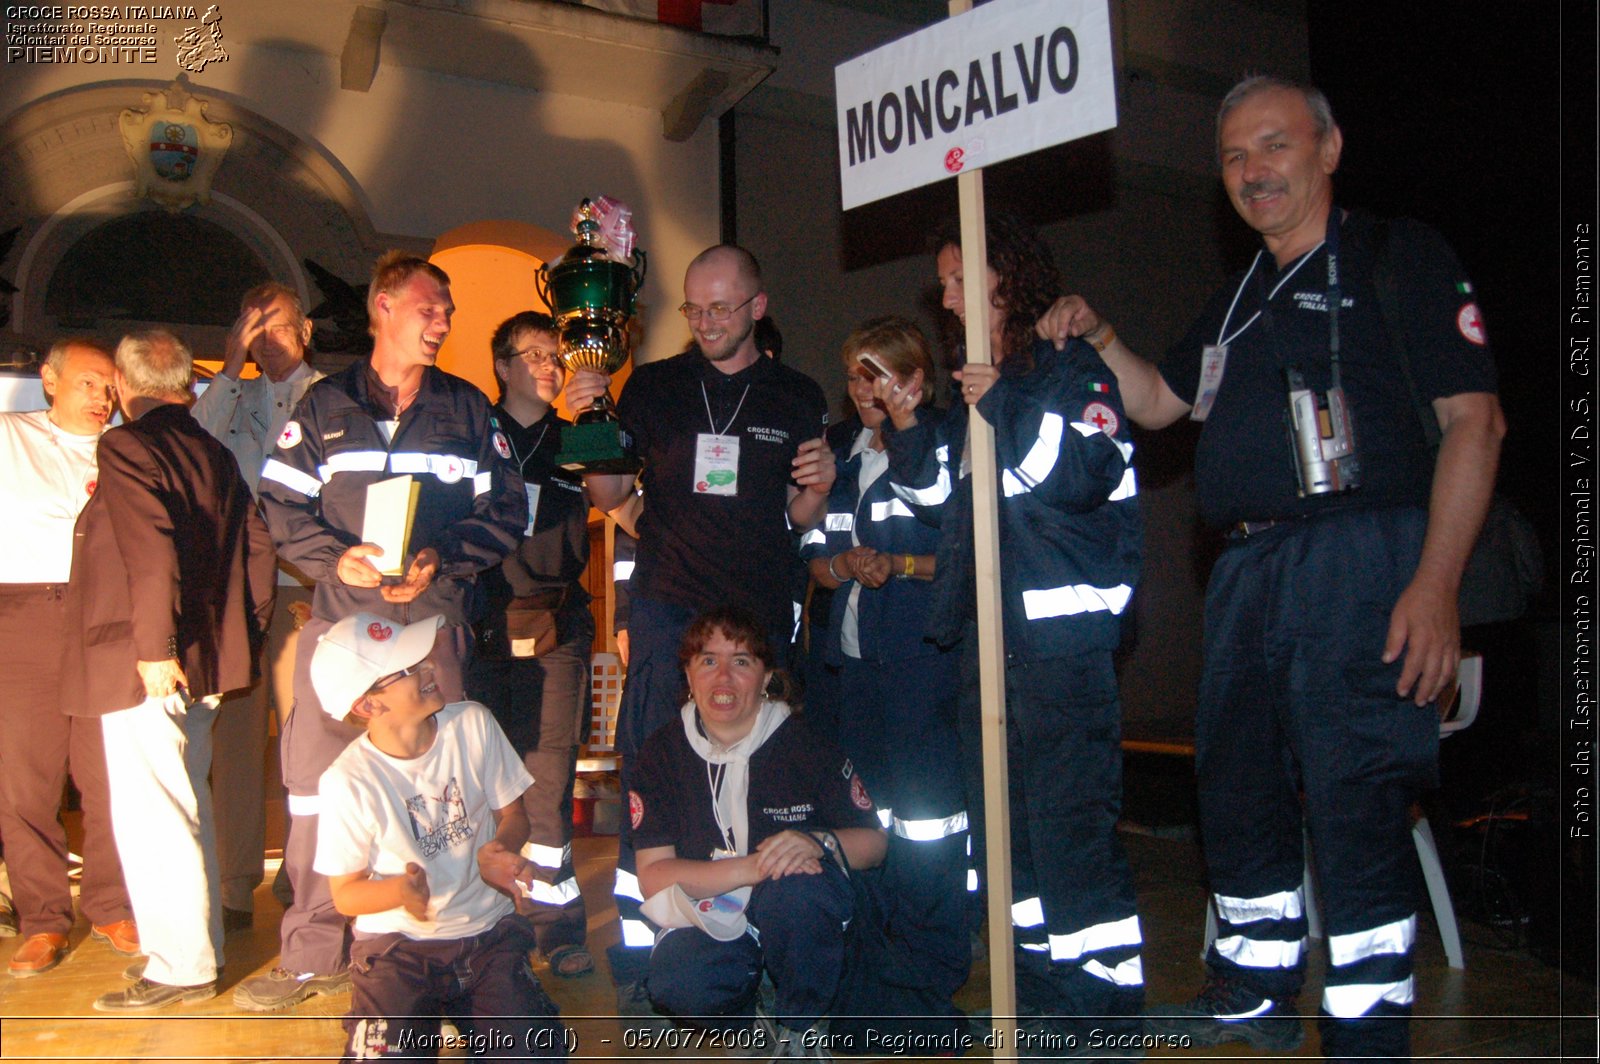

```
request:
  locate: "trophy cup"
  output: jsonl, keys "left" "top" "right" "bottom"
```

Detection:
{"left": 534, "top": 197, "right": 647, "bottom": 473}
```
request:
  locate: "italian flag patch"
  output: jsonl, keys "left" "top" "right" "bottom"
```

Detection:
{"left": 1090, "top": 381, "right": 1111, "bottom": 393}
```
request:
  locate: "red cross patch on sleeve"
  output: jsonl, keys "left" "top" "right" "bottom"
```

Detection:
{"left": 1081, "top": 402, "right": 1120, "bottom": 437}
{"left": 850, "top": 774, "right": 873, "bottom": 811}
{"left": 1456, "top": 302, "right": 1487, "bottom": 345}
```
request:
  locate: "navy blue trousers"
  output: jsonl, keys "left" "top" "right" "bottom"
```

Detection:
{"left": 960, "top": 632, "right": 1144, "bottom": 1028}
{"left": 837, "top": 651, "right": 969, "bottom": 998}
{"left": 646, "top": 861, "right": 853, "bottom": 1031}
{"left": 1196, "top": 507, "right": 1437, "bottom": 1063}
{"left": 609, "top": 594, "right": 791, "bottom": 984}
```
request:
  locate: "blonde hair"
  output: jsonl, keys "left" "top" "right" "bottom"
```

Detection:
{"left": 366, "top": 251, "right": 450, "bottom": 331}
{"left": 840, "top": 316, "right": 936, "bottom": 405}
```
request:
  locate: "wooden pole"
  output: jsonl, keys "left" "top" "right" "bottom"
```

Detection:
{"left": 947, "top": 0, "right": 1015, "bottom": 1051}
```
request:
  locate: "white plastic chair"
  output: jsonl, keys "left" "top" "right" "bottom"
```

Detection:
{"left": 575, "top": 652, "right": 624, "bottom": 775}
{"left": 1203, "top": 653, "right": 1483, "bottom": 969}
{"left": 1415, "top": 651, "right": 1483, "bottom": 968}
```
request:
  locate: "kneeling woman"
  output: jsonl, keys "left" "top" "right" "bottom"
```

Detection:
{"left": 630, "top": 606, "right": 886, "bottom": 1046}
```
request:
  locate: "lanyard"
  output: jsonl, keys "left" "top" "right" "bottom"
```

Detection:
{"left": 505, "top": 420, "right": 551, "bottom": 475}
{"left": 701, "top": 382, "right": 751, "bottom": 437}
{"left": 1215, "top": 242, "right": 1325, "bottom": 348}
{"left": 1227, "top": 210, "right": 1345, "bottom": 388}
{"left": 705, "top": 759, "right": 738, "bottom": 852}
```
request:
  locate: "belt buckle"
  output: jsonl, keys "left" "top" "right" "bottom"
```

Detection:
{"left": 1230, "top": 519, "right": 1279, "bottom": 539}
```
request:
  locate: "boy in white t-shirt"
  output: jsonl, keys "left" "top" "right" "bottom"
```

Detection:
{"left": 310, "top": 612, "right": 567, "bottom": 1061}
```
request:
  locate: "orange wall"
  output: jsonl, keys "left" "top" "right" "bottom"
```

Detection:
{"left": 431, "top": 219, "right": 633, "bottom": 414}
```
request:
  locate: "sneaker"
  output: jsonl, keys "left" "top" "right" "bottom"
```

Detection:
{"left": 1009, "top": 1017, "right": 1146, "bottom": 1060}
{"left": 615, "top": 978, "right": 671, "bottom": 1033}
{"left": 232, "top": 966, "right": 351, "bottom": 1011}
{"left": 726, "top": 1007, "right": 781, "bottom": 1058}
{"left": 94, "top": 977, "right": 216, "bottom": 1011}
{"left": 1145, "top": 976, "right": 1304, "bottom": 1051}
{"left": 0, "top": 892, "right": 18, "bottom": 938}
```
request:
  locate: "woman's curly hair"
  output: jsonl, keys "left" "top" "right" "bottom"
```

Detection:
{"left": 932, "top": 211, "right": 1062, "bottom": 373}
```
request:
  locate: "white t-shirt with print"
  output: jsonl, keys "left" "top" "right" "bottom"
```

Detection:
{"left": 314, "top": 701, "right": 533, "bottom": 940}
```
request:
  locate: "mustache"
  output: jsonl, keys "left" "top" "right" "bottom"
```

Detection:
{"left": 1241, "top": 179, "right": 1286, "bottom": 199}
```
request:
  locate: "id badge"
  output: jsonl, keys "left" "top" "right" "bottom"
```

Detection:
{"left": 694, "top": 433, "right": 740, "bottom": 496}
{"left": 1190, "top": 344, "right": 1230, "bottom": 422}
{"left": 523, "top": 483, "right": 542, "bottom": 537}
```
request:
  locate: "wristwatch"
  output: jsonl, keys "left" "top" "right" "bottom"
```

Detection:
{"left": 811, "top": 831, "right": 840, "bottom": 860}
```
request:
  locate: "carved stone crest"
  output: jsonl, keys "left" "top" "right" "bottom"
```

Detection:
{"left": 118, "top": 77, "right": 232, "bottom": 211}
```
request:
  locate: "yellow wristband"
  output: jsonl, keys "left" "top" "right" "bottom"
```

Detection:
{"left": 903, "top": 553, "right": 916, "bottom": 578}
{"left": 1087, "top": 323, "right": 1117, "bottom": 352}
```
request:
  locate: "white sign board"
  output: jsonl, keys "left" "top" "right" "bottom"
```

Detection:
{"left": 835, "top": 0, "right": 1117, "bottom": 210}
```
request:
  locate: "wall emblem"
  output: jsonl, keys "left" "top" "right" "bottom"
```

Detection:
{"left": 119, "top": 78, "right": 232, "bottom": 211}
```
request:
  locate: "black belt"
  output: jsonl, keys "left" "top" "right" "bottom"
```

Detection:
{"left": 1227, "top": 519, "right": 1288, "bottom": 540}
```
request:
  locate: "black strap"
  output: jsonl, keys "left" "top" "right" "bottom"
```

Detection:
{"left": 1369, "top": 218, "right": 1445, "bottom": 453}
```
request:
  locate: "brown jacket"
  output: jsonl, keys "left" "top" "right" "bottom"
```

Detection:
{"left": 62, "top": 402, "right": 276, "bottom": 716}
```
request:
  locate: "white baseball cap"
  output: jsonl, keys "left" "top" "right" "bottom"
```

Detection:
{"left": 311, "top": 612, "right": 445, "bottom": 720}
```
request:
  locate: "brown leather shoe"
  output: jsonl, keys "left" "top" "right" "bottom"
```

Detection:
{"left": 91, "top": 920, "right": 141, "bottom": 956}
{"left": 8, "top": 932, "right": 69, "bottom": 978}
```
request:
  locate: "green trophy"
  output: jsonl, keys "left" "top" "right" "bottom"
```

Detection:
{"left": 535, "top": 197, "right": 647, "bottom": 473}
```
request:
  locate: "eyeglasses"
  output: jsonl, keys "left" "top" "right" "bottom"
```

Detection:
{"left": 514, "top": 348, "right": 563, "bottom": 370}
{"left": 368, "top": 664, "right": 419, "bottom": 694}
{"left": 678, "top": 293, "right": 757, "bottom": 324}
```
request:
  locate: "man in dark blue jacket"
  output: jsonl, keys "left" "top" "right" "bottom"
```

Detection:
{"left": 242, "top": 252, "right": 525, "bottom": 1012}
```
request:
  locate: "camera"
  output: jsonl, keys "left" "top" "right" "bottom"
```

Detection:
{"left": 1284, "top": 368, "right": 1360, "bottom": 496}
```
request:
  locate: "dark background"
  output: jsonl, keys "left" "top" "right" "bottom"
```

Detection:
{"left": 1308, "top": 0, "right": 1593, "bottom": 977}
{"left": 1309, "top": 0, "right": 1564, "bottom": 577}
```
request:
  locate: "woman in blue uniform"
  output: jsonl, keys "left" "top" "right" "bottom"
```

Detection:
{"left": 466, "top": 311, "right": 596, "bottom": 979}
{"left": 801, "top": 316, "right": 970, "bottom": 1001}
{"left": 630, "top": 606, "right": 885, "bottom": 1055}
{"left": 876, "top": 214, "right": 1145, "bottom": 1045}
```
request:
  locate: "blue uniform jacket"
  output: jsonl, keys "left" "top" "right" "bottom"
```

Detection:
{"left": 884, "top": 339, "right": 1142, "bottom": 662}
{"left": 258, "top": 361, "right": 526, "bottom": 626}
{"left": 800, "top": 418, "right": 950, "bottom": 667}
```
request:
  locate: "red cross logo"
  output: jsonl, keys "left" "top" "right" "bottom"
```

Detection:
{"left": 1083, "top": 402, "right": 1119, "bottom": 437}
{"left": 944, "top": 147, "right": 965, "bottom": 173}
{"left": 710, "top": 444, "right": 728, "bottom": 459}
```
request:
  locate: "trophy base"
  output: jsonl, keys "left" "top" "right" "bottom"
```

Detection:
{"left": 557, "top": 420, "right": 641, "bottom": 475}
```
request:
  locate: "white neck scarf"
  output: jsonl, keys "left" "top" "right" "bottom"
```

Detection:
{"left": 680, "top": 698, "right": 791, "bottom": 856}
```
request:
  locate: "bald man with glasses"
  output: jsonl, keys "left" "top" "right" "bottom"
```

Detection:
{"left": 565, "top": 243, "right": 834, "bottom": 1017}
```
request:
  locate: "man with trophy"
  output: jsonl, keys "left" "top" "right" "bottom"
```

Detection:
{"left": 559, "top": 234, "right": 836, "bottom": 1013}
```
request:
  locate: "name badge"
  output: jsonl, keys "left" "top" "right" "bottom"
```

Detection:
{"left": 694, "top": 433, "right": 740, "bottom": 496}
{"left": 524, "top": 483, "right": 541, "bottom": 537}
{"left": 1191, "top": 344, "right": 1230, "bottom": 422}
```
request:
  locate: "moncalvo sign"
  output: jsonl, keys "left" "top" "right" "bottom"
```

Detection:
{"left": 835, "top": 0, "right": 1116, "bottom": 210}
